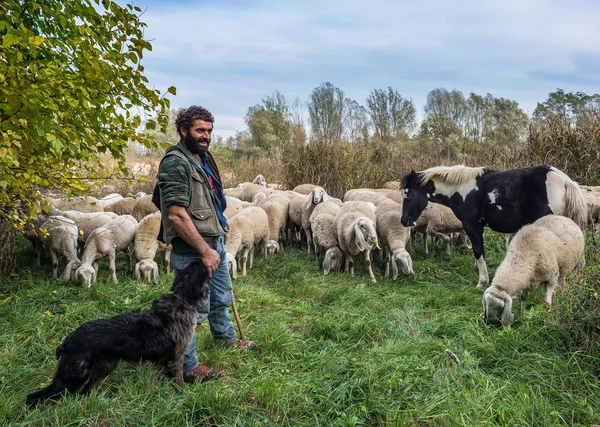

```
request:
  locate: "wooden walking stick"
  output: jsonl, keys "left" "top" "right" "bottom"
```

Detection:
{"left": 230, "top": 291, "right": 245, "bottom": 341}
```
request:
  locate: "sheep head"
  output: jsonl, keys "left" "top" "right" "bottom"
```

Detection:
{"left": 306, "top": 187, "right": 328, "bottom": 208}
{"left": 266, "top": 240, "right": 280, "bottom": 256}
{"left": 391, "top": 249, "right": 414, "bottom": 280}
{"left": 323, "top": 246, "right": 343, "bottom": 274}
{"left": 353, "top": 217, "right": 380, "bottom": 252}
{"left": 483, "top": 287, "right": 514, "bottom": 326}
{"left": 134, "top": 259, "right": 159, "bottom": 283}
{"left": 75, "top": 265, "right": 96, "bottom": 288}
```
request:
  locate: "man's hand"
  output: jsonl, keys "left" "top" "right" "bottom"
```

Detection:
{"left": 201, "top": 247, "right": 220, "bottom": 275}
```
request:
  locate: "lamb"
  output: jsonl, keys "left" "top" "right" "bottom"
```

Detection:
{"left": 376, "top": 209, "right": 413, "bottom": 280}
{"left": 225, "top": 187, "right": 243, "bottom": 200}
{"left": 132, "top": 195, "right": 159, "bottom": 222}
{"left": 133, "top": 212, "right": 172, "bottom": 283}
{"left": 333, "top": 201, "right": 380, "bottom": 283}
{"left": 36, "top": 216, "right": 80, "bottom": 280}
{"left": 75, "top": 215, "right": 138, "bottom": 287}
{"left": 483, "top": 215, "right": 585, "bottom": 326}
{"left": 258, "top": 194, "right": 290, "bottom": 254}
{"left": 225, "top": 206, "right": 269, "bottom": 278}
{"left": 302, "top": 186, "right": 329, "bottom": 254}
{"left": 93, "top": 193, "right": 124, "bottom": 210}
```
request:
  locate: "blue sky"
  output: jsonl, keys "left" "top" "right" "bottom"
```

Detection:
{"left": 133, "top": 0, "right": 600, "bottom": 139}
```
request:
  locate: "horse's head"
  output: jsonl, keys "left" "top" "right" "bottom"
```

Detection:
{"left": 400, "top": 170, "right": 434, "bottom": 227}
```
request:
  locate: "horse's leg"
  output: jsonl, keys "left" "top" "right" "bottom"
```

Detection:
{"left": 464, "top": 222, "right": 488, "bottom": 289}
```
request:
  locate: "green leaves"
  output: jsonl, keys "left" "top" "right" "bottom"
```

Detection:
{"left": 0, "top": 0, "right": 175, "bottom": 227}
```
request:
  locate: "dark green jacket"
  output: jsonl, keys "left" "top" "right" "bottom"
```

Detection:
{"left": 158, "top": 142, "right": 225, "bottom": 253}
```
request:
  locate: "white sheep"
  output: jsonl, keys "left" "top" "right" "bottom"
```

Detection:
{"left": 75, "top": 215, "right": 138, "bottom": 287}
{"left": 376, "top": 209, "right": 413, "bottom": 280}
{"left": 241, "top": 183, "right": 275, "bottom": 202}
{"left": 288, "top": 194, "right": 309, "bottom": 243}
{"left": 46, "top": 208, "right": 119, "bottom": 246}
{"left": 302, "top": 186, "right": 329, "bottom": 254}
{"left": 252, "top": 174, "right": 268, "bottom": 187}
{"left": 225, "top": 206, "right": 269, "bottom": 278}
{"left": 343, "top": 189, "right": 390, "bottom": 205}
{"left": 44, "top": 195, "right": 104, "bottom": 213}
{"left": 483, "top": 215, "right": 585, "bottom": 326}
{"left": 292, "top": 183, "right": 318, "bottom": 195}
{"left": 258, "top": 194, "right": 290, "bottom": 254}
{"left": 132, "top": 195, "right": 159, "bottom": 222}
{"left": 224, "top": 196, "right": 247, "bottom": 220}
{"left": 309, "top": 200, "right": 342, "bottom": 271}
{"left": 103, "top": 197, "right": 137, "bottom": 215}
{"left": 133, "top": 212, "right": 172, "bottom": 283}
{"left": 38, "top": 216, "right": 80, "bottom": 280}
{"left": 333, "top": 201, "right": 380, "bottom": 283}
{"left": 413, "top": 203, "right": 465, "bottom": 256}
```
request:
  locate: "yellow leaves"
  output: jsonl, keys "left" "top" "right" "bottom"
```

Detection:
{"left": 124, "top": 297, "right": 131, "bottom": 305}
{"left": 0, "top": 148, "right": 6, "bottom": 158}
{"left": 44, "top": 311, "right": 54, "bottom": 317}
{"left": 0, "top": 296, "right": 11, "bottom": 305}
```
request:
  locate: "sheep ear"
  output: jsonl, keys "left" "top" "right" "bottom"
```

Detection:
{"left": 391, "top": 256, "right": 399, "bottom": 280}
{"left": 306, "top": 192, "right": 314, "bottom": 209}
{"left": 354, "top": 222, "right": 366, "bottom": 251}
{"left": 501, "top": 295, "right": 513, "bottom": 325}
{"left": 323, "top": 256, "right": 330, "bottom": 274}
{"left": 133, "top": 263, "right": 140, "bottom": 280}
{"left": 91, "top": 268, "right": 97, "bottom": 283}
{"left": 323, "top": 192, "right": 329, "bottom": 202}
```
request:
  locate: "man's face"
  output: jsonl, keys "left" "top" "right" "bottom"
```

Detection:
{"left": 182, "top": 119, "right": 213, "bottom": 154}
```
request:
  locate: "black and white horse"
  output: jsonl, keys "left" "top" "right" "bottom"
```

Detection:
{"left": 400, "top": 165, "right": 587, "bottom": 289}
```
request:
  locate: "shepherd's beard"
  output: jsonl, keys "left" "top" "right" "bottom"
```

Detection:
{"left": 183, "top": 133, "right": 210, "bottom": 154}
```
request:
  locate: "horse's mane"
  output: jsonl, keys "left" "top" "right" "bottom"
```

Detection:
{"left": 419, "top": 165, "right": 486, "bottom": 186}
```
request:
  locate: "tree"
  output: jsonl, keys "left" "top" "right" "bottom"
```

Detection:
{"left": 421, "top": 88, "right": 468, "bottom": 143}
{"left": 343, "top": 98, "right": 369, "bottom": 144}
{"left": 0, "top": 0, "right": 172, "bottom": 226}
{"left": 533, "top": 89, "right": 600, "bottom": 125}
{"left": 366, "top": 87, "right": 416, "bottom": 142}
{"left": 307, "top": 82, "right": 345, "bottom": 144}
{"left": 244, "top": 90, "right": 292, "bottom": 159}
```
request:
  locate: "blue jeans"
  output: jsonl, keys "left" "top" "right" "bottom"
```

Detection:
{"left": 170, "top": 236, "right": 237, "bottom": 373}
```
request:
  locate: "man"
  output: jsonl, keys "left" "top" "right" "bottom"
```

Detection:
{"left": 157, "top": 105, "right": 256, "bottom": 383}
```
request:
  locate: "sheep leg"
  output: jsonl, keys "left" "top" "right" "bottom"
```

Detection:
{"left": 365, "top": 249, "right": 376, "bottom": 283}
{"left": 249, "top": 247, "right": 254, "bottom": 270}
{"left": 108, "top": 250, "right": 118, "bottom": 283}
{"left": 424, "top": 233, "right": 429, "bottom": 255}
{"left": 241, "top": 247, "right": 249, "bottom": 277}
{"left": 383, "top": 246, "right": 390, "bottom": 278}
{"left": 315, "top": 245, "right": 321, "bottom": 269}
{"left": 50, "top": 248, "right": 59, "bottom": 278}
{"left": 520, "top": 289, "right": 528, "bottom": 312}
{"left": 306, "top": 229, "right": 312, "bottom": 255}
{"left": 544, "top": 277, "right": 559, "bottom": 308}
{"left": 165, "top": 249, "right": 172, "bottom": 274}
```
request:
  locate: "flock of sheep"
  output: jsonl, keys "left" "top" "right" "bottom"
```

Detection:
{"left": 24, "top": 173, "right": 600, "bottom": 326}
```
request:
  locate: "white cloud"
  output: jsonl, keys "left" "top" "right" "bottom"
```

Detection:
{"left": 132, "top": 0, "right": 600, "bottom": 133}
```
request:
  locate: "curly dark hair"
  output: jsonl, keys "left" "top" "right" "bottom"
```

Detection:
{"left": 175, "top": 106, "right": 215, "bottom": 137}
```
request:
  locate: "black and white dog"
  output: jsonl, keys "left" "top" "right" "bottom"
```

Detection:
{"left": 27, "top": 261, "right": 210, "bottom": 407}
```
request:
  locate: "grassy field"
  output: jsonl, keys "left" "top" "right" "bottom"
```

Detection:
{"left": 1, "top": 231, "right": 599, "bottom": 426}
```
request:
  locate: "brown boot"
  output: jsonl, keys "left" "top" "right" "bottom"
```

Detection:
{"left": 183, "top": 364, "right": 220, "bottom": 383}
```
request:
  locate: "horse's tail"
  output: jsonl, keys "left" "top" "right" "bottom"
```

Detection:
{"left": 554, "top": 168, "right": 588, "bottom": 231}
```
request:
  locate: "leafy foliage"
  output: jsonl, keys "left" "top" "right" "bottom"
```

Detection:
{"left": 0, "top": 0, "right": 173, "bottom": 226}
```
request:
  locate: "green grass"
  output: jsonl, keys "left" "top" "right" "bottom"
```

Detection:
{"left": 1, "top": 231, "right": 600, "bottom": 426}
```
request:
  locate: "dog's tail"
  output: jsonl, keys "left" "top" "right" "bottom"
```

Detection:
{"left": 26, "top": 374, "right": 69, "bottom": 408}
